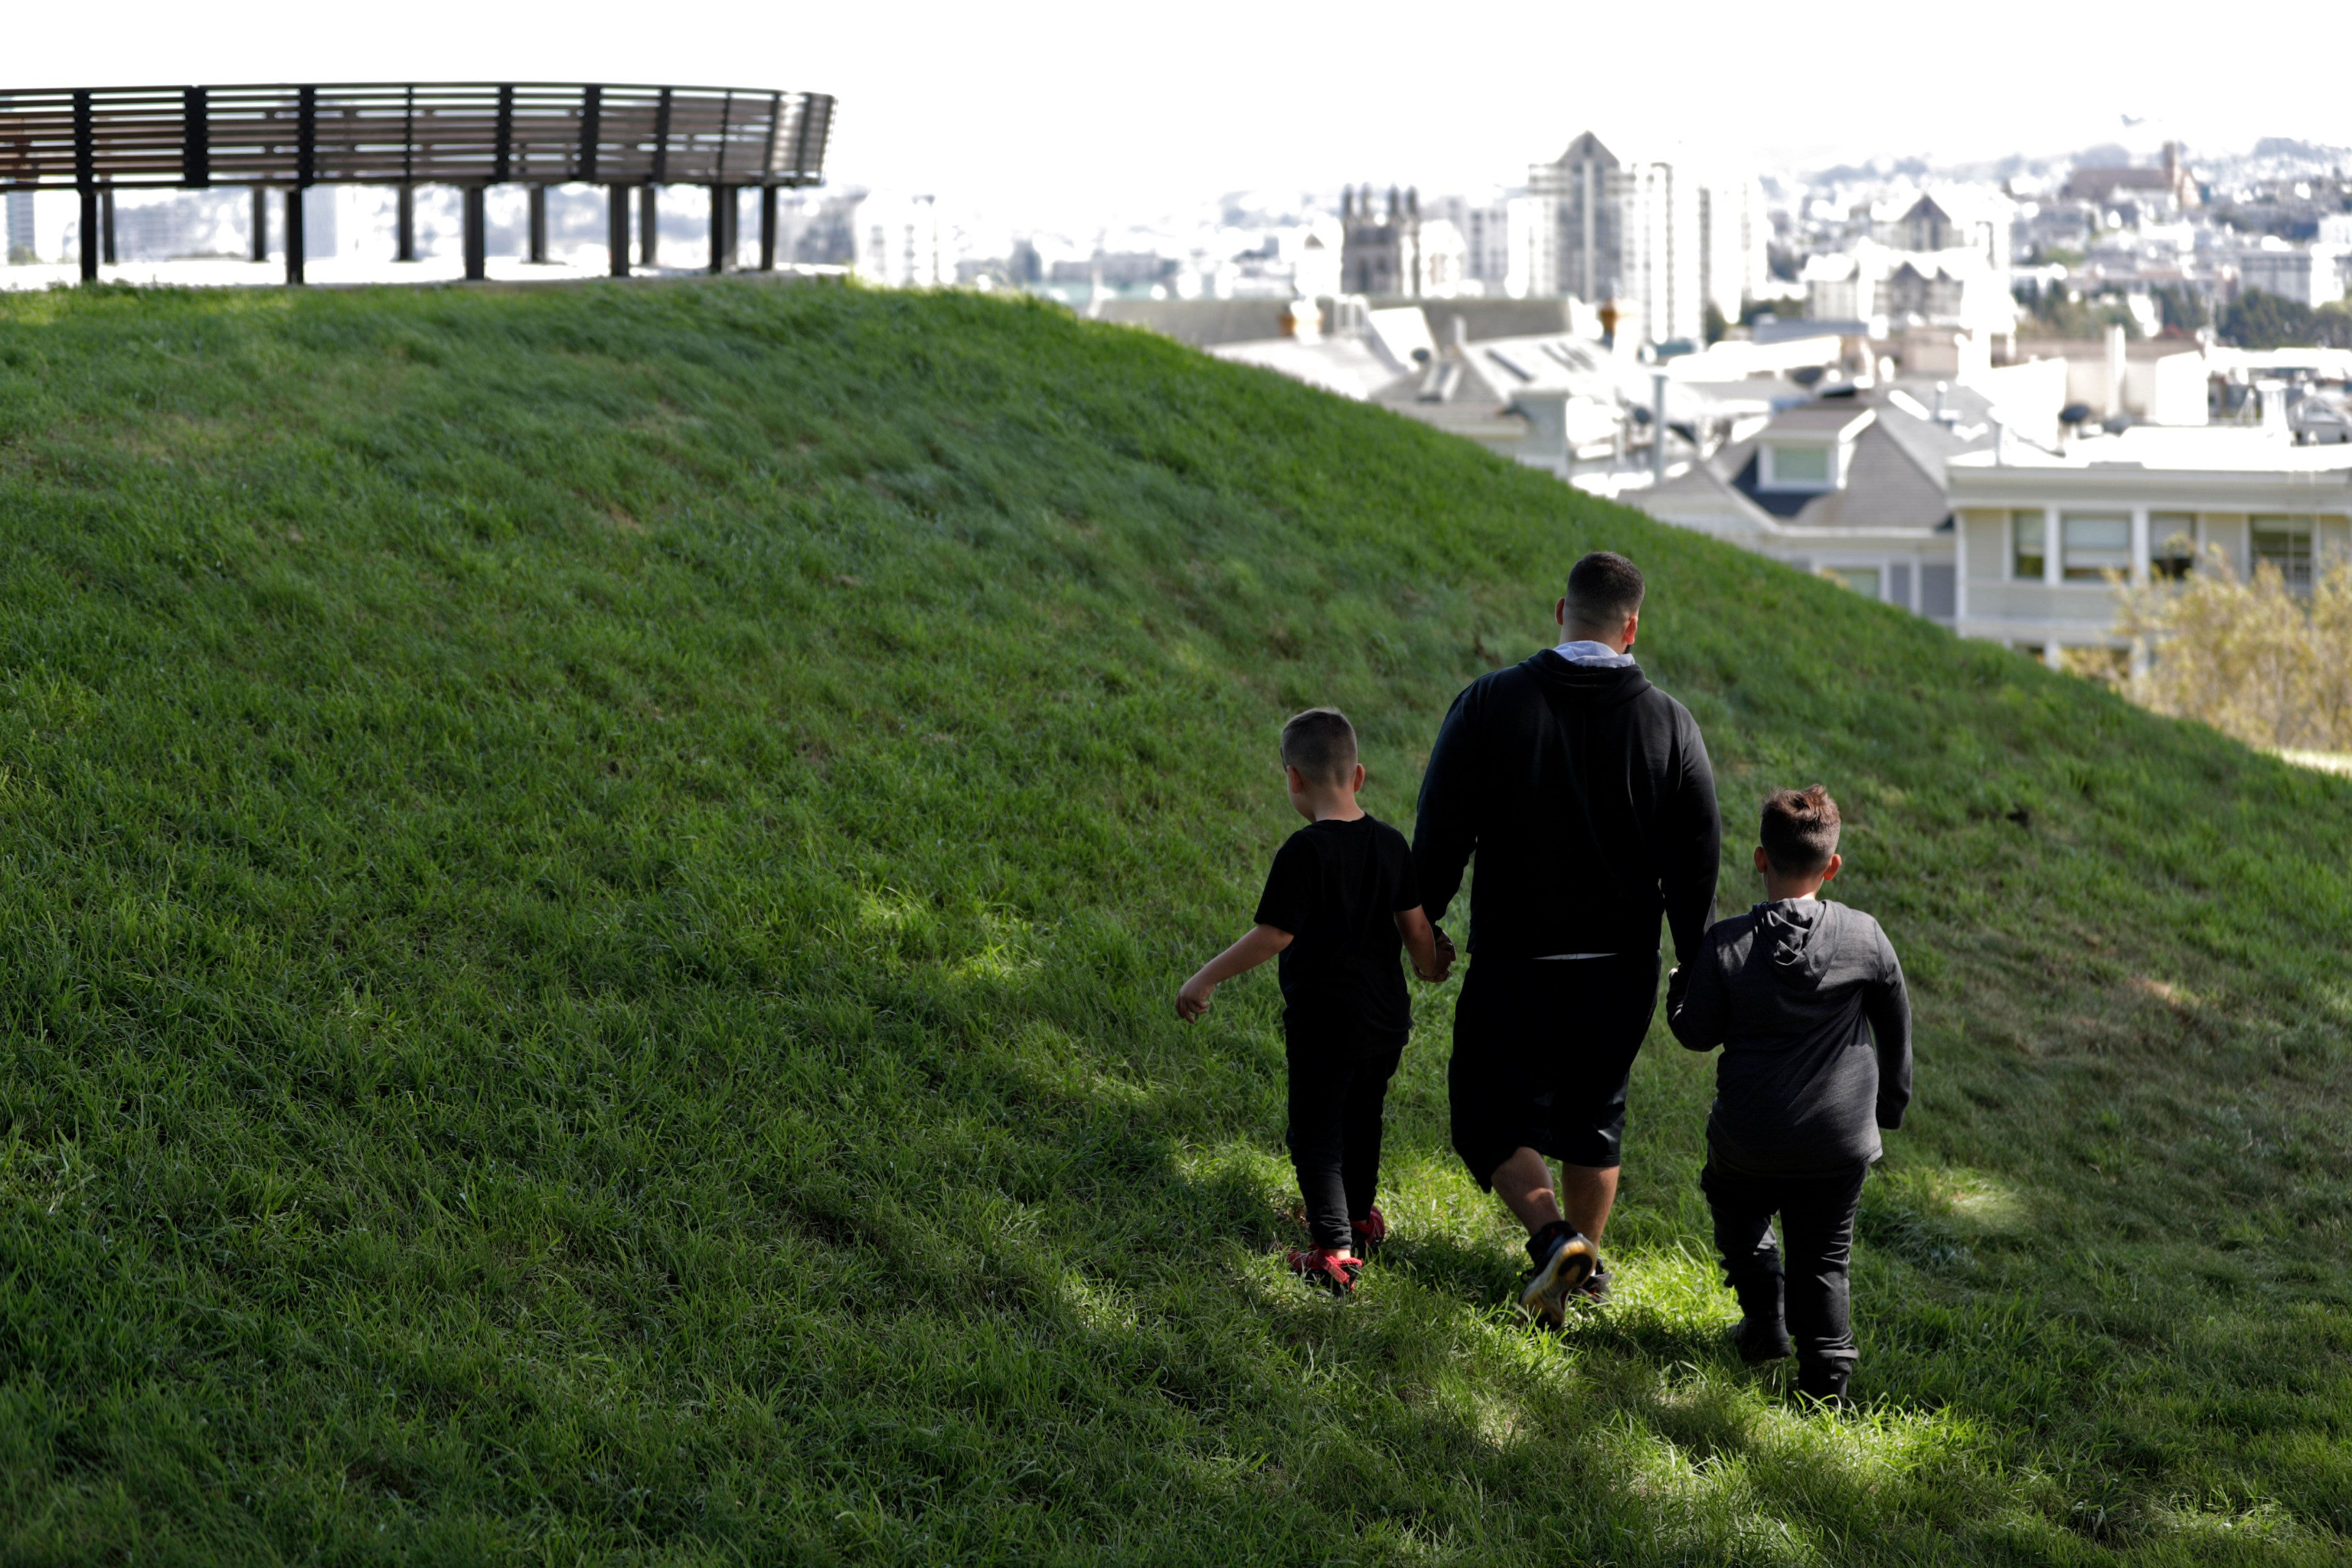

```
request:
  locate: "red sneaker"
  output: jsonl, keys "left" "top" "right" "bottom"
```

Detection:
{"left": 1349, "top": 1208, "right": 1389, "bottom": 1253}
{"left": 1286, "top": 1247, "right": 1364, "bottom": 1295}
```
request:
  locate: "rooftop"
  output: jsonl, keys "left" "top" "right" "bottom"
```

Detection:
{"left": 1950, "top": 426, "right": 2352, "bottom": 475}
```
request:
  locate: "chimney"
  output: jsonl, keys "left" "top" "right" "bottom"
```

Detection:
{"left": 1450, "top": 314, "right": 1469, "bottom": 352}
{"left": 1934, "top": 380, "right": 1951, "bottom": 425}
{"left": 2104, "top": 323, "right": 2127, "bottom": 418}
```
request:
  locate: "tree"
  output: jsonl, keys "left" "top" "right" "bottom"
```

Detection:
{"left": 1702, "top": 301, "right": 1728, "bottom": 344}
{"left": 2220, "top": 289, "right": 2315, "bottom": 350}
{"left": 2114, "top": 548, "right": 2352, "bottom": 752}
{"left": 2150, "top": 283, "right": 2207, "bottom": 335}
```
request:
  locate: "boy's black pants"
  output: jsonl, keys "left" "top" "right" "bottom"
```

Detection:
{"left": 1284, "top": 1010, "right": 1406, "bottom": 1253}
{"left": 1700, "top": 1158, "right": 1870, "bottom": 1385}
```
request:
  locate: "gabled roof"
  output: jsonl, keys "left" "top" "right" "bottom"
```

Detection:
{"left": 1547, "top": 130, "right": 1619, "bottom": 170}
{"left": 1650, "top": 380, "right": 1999, "bottom": 535}
{"left": 1759, "top": 405, "right": 1875, "bottom": 440}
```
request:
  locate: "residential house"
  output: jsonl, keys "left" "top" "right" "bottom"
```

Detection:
{"left": 1642, "top": 380, "right": 2007, "bottom": 623}
{"left": 1946, "top": 424, "right": 2352, "bottom": 665}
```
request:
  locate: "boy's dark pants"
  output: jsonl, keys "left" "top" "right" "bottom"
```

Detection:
{"left": 1700, "top": 1158, "right": 1870, "bottom": 1390}
{"left": 1284, "top": 1011, "right": 1406, "bottom": 1252}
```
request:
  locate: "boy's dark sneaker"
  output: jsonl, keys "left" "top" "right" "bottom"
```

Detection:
{"left": 1349, "top": 1208, "right": 1389, "bottom": 1253}
{"left": 1727, "top": 1315, "right": 1795, "bottom": 1363}
{"left": 1287, "top": 1247, "right": 1364, "bottom": 1295}
{"left": 1518, "top": 1221, "right": 1598, "bottom": 1326}
{"left": 1796, "top": 1365, "right": 1852, "bottom": 1409}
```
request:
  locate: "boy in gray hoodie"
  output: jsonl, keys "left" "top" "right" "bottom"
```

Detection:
{"left": 1668, "top": 785, "right": 1911, "bottom": 1406}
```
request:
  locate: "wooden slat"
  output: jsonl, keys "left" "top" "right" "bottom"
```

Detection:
{"left": 0, "top": 81, "right": 834, "bottom": 189}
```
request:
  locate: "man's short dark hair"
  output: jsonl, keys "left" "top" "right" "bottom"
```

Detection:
{"left": 1760, "top": 785, "right": 1841, "bottom": 875}
{"left": 1281, "top": 708, "right": 1359, "bottom": 785}
{"left": 1566, "top": 551, "right": 1646, "bottom": 630}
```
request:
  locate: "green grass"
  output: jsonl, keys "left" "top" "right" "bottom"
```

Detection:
{"left": 0, "top": 279, "right": 2346, "bottom": 1566}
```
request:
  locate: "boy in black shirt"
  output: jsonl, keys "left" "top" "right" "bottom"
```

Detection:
{"left": 1668, "top": 785, "right": 1912, "bottom": 1406}
{"left": 1178, "top": 709, "right": 1449, "bottom": 1294}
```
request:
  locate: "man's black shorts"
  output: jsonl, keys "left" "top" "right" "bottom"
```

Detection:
{"left": 1448, "top": 952, "right": 1661, "bottom": 1186}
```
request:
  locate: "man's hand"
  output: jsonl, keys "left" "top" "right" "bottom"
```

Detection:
{"left": 1430, "top": 926, "right": 1458, "bottom": 980}
{"left": 1176, "top": 971, "right": 1216, "bottom": 1022}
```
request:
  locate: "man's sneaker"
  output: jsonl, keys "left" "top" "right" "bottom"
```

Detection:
{"left": 1349, "top": 1208, "right": 1389, "bottom": 1253}
{"left": 1727, "top": 1315, "right": 1795, "bottom": 1363}
{"left": 1518, "top": 1221, "right": 1598, "bottom": 1326}
{"left": 1287, "top": 1247, "right": 1364, "bottom": 1295}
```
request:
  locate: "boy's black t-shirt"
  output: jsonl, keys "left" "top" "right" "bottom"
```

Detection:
{"left": 1253, "top": 814, "right": 1419, "bottom": 1035}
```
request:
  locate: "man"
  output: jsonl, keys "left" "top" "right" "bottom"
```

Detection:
{"left": 1413, "top": 550, "right": 1720, "bottom": 1324}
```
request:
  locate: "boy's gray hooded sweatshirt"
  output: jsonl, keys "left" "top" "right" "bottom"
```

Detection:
{"left": 1668, "top": 899, "right": 1911, "bottom": 1174}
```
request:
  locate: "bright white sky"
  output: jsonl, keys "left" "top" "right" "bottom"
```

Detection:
{"left": 10, "top": 0, "right": 2351, "bottom": 228}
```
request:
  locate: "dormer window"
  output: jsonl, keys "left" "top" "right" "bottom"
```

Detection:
{"left": 1762, "top": 443, "right": 1833, "bottom": 491}
{"left": 1751, "top": 407, "right": 1874, "bottom": 496}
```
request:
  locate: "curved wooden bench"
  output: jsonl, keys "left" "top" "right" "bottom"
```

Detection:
{"left": 0, "top": 81, "right": 835, "bottom": 283}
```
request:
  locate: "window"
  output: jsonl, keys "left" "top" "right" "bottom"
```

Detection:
{"left": 1920, "top": 563, "right": 1956, "bottom": 618}
{"left": 2251, "top": 515, "right": 2315, "bottom": 590}
{"left": 2061, "top": 513, "right": 2132, "bottom": 581}
{"left": 1766, "top": 443, "right": 1831, "bottom": 488}
{"left": 2012, "top": 511, "right": 2046, "bottom": 579}
{"left": 2150, "top": 512, "right": 2196, "bottom": 581}
{"left": 1820, "top": 565, "right": 1882, "bottom": 599}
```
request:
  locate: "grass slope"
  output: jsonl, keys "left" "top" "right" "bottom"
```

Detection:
{"left": 0, "top": 281, "right": 2346, "bottom": 1566}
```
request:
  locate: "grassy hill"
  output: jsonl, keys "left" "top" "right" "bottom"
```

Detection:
{"left": 0, "top": 279, "right": 2346, "bottom": 1566}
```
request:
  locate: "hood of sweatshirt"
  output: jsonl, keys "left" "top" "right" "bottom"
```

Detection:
{"left": 1524, "top": 650, "right": 1653, "bottom": 710}
{"left": 1757, "top": 897, "right": 1835, "bottom": 989}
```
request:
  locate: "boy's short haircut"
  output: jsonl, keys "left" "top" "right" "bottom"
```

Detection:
{"left": 1760, "top": 785, "right": 1841, "bottom": 875}
{"left": 1566, "top": 551, "right": 1646, "bottom": 630}
{"left": 1282, "top": 708, "right": 1359, "bottom": 785}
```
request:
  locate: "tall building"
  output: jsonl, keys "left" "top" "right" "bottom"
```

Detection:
{"left": 1338, "top": 185, "right": 1420, "bottom": 297}
{"left": 1527, "top": 132, "right": 1620, "bottom": 306}
{"left": 4, "top": 191, "right": 33, "bottom": 262}
{"left": 1518, "top": 132, "right": 1755, "bottom": 345}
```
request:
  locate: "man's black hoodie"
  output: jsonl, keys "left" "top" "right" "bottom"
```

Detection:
{"left": 1412, "top": 652, "right": 1720, "bottom": 963}
{"left": 1669, "top": 898, "right": 1912, "bottom": 1174}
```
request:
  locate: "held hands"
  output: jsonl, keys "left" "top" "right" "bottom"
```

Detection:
{"left": 1415, "top": 926, "right": 1458, "bottom": 984}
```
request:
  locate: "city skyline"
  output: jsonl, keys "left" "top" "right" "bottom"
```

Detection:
{"left": 7, "top": 0, "right": 2350, "bottom": 230}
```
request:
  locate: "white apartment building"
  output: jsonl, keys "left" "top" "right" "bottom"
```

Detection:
{"left": 850, "top": 192, "right": 942, "bottom": 288}
{"left": 1517, "top": 132, "right": 1758, "bottom": 345}
{"left": 1947, "top": 426, "right": 2352, "bottom": 665}
{"left": 2237, "top": 244, "right": 2348, "bottom": 308}
{"left": 1426, "top": 194, "right": 1513, "bottom": 293}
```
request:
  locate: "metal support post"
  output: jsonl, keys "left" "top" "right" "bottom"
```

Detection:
{"left": 251, "top": 187, "right": 268, "bottom": 262}
{"left": 77, "top": 186, "right": 99, "bottom": 282}
{"left": 759, "top": 185, "right": 777, "bottom": 271}
{"left": 100, "top": 186, "right": 116, "bottom": 265}
{"left": 285, "top": 187, "right": 306, "bottom": 285}
{"left": 639, "top": 184, "right": 658, "bottom": 268}
{"left": 607, "top": 184, "right": 630, "bottom": 276}
{"left": 462, "top": 186, "right": 486, "bottom": 281}
{"left": 290, "top": 86, "right": 314, "bottom": 285}
{"left": 707, "top": 184, "right": 728, "bottom": 273}
{"left": 527, "top": 186, "right": 548, "bottom": 263}
{"left": 1651, "top": 371, "right": 1668, "bottom": 484}
{"left": 395, "top": 184, "right": 416, "bottom": 261}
